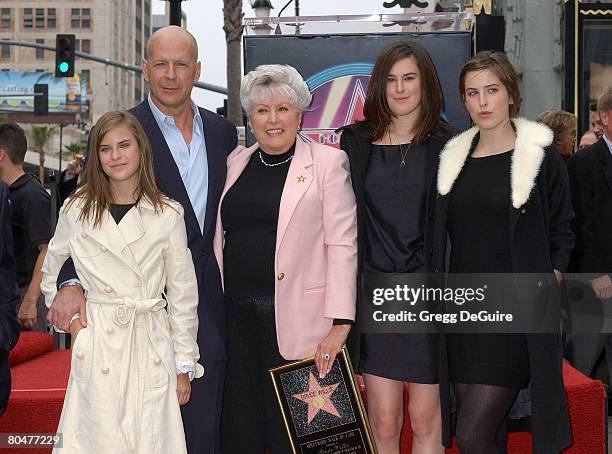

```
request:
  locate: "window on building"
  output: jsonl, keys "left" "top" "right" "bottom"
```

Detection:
{"left": 71, "top": 8, "right": 80, "bottom": 28}
{"left": 145, "top": 1, "right": 151, "bottom": 15}
{"left": 74, "top": 39, "right": 80, "bottom": 52}
{"left": 81, "top": 39, "right": 90, "bottom": 54}
{"left": 1, "top": 44, "right": 10, "bottom": 59}
{"left": 35, "top": 8, "right": 44, "bottom": 28}
{"left": 136, "top": 16, "right": 142, "bottom": 31}
{"left": 36, "top": 39, "right": 44, "bottom": 59}
{"left": 1, "top": 9, "right": 10, "bottom": 28}
{"left": 35, "top": 69, "right": 44, "bottom": 73}
{"left": 145, "top": 25, "right": 150, "bottom": 38}
{"left": 82, "top": 9, "right": 91, "bottom": 28}
{"left": 47, "top": 8, "right": 56, "bottom": 28}
{"left": 24, "top": 8, "right": 32, "bottom": 28}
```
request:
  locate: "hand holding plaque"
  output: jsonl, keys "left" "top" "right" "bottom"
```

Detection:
{"left": 314, "top": 324, "right": 351, "bottom": 379}
{"left": 270, "top": 347, "right": 377, "bottom": 453}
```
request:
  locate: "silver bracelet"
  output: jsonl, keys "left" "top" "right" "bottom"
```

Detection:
{"left": 59, "top": 281, "right": 83, "bottom": 291}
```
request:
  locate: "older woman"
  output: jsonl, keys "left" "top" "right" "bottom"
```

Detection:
{"left": 214, "top": 64, "right": 357, "bottom": 453}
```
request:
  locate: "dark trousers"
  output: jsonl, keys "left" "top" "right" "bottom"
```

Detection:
{"left": 182, "top": 357, "right": 225, "bottom": 454}
{"left": 220, "top": 296, "right": 292, "bottom": 454}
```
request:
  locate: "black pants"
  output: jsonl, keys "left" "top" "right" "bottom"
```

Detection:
{"left": 220, "top": 296, "right": 292, "bottom": 454}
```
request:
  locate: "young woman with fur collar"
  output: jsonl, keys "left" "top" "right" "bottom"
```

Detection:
{"left": 433, "top": 52, "right": 573, "bottom": 453}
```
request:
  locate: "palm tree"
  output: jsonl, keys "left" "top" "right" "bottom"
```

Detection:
{"left": 31, "top": 125, "right": 55, "bottom": 183}
{"left": 223, "top": 0, "right": 244, "bottom": 127}
{"left": 64, "top": 142, "right": 87, "bottom": 157}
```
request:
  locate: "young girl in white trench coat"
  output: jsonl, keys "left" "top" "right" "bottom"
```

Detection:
{"left": 41, "top": 111, "right": 203, "bottom": 454}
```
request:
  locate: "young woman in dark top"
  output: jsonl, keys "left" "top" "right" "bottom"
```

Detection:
{"left": 434, "top": 52, "right": 573, "bottom": 453}
{"left": 339, "top": 41, "right": 452, "bottom": 454}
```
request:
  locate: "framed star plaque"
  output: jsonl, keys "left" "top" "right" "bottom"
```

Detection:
{"left": 269, "top": 347, "right": 377, "bottom": 453}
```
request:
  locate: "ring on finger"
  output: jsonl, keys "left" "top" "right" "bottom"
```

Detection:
{"left": 322, "top": 353, "right": 330, "bottom": 360}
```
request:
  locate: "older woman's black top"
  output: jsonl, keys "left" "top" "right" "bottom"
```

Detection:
{"left": 221, "top": 144, "right": 295, "bottom": 297}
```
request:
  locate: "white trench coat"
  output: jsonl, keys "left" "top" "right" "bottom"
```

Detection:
{"left": 41, "top": 197, "right": 203, "bottom": 454}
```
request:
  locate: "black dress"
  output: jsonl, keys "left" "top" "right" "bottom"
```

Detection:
{"left": 447, "top": 150, "right": 529, "bottom": 388}
{"left": 359, "top": 142, "right": 438, "bottom": 383}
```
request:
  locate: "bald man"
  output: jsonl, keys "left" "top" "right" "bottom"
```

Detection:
{"left": 49, "top": 26, "right": 237, "bottom": 453}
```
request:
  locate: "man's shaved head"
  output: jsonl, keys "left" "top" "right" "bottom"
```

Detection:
{"left": 146, "top": 25, "right": 198, "bottom": 61}
{"left": 142, "top": 25, "right": 201, "bottom": 114}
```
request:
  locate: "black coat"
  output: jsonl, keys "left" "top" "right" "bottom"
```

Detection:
{"left": 338, "top": 122, "right": 452, "bottom": 372}
{"left": 433, "top": 118, "right": 574, "bottom": 453}
{"left": 567, "top": 137, "right": 612, "bottom": 274}
{"left": 564, "top": 138, "right": 612, "bottom": 376}
{"left": 0, "top": 183, "right": 20, "bottom": 416}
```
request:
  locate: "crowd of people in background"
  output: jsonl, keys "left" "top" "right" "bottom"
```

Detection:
{"left": 0, "top": 24, "right": 610, "bottom": 454}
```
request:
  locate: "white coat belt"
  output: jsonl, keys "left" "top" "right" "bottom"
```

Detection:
{"left": 86, "top": 292, "right": 175, "bottom": 453}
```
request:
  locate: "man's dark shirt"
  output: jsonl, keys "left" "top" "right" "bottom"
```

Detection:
{"left": 8, "top": 174, "right": 52, "bottom": 287}
{"left": 0, "top": 182, "right": 19, "bottom": 416}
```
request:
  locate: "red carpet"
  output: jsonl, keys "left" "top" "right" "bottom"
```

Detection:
{"left": 0, "top": 333, "right": 606, "bottom": 453}
{"left": 1, "top": 333, "right": 70, "bottom": 454}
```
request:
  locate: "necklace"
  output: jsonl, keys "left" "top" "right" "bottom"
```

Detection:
{"left": 258, "top": 150, "right": 293, "bottom": 167}
{"left": 388, "top": 130, "right": 412, "bottom": 167}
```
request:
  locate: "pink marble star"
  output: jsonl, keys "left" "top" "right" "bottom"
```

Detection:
{"left": 292, "top": 371, "right": 341, "bottom": 424}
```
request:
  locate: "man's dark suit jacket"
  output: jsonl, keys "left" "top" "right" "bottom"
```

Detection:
{"left": 565, "top": 137, "right": 612, "bottom": 377}
{"left": 568, "top": 137, "right": 612, "bottom": 274}
{"left": 58, "top": 100, "right": 237, "bottom": 453}
{"left": 0, "top": 182, "right": 20, "bottom": 416}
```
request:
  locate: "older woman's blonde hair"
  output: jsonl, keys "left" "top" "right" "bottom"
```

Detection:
{"left": 240, "top": 64, "right": 312, "bottom": 113}
{"left": 535, "top": 110, "right": 577, "bottom": 144}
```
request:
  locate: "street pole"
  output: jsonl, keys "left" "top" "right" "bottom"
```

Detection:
{"left": 168, "top": 0, "right": 184, "bottom": 26}
{"left": 58, "top": 122, "right": 64, "bottom": 174}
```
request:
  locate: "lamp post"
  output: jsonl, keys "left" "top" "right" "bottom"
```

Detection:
{"left": 162, "top": 0, "right": 187, "bottom": 26}
{"left": 249, "top": 0, "right": 274, "bottom": 18}
{"left": 249, "top": 0, "right": 274, "bottom": 34}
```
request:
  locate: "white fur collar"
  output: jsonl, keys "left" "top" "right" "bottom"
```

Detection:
{"left": 437, "top": 117, "right": 553, "bottom": 209}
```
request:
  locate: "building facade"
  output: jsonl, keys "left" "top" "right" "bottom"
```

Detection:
{"left": 0, "top": 0, "right": 152, "bottom": 123}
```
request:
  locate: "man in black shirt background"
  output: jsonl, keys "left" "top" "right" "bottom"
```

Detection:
{"left": 0, "top": 181, "right": 19, "bottom": 415}
{"left": 0, "top": 123, "right": 51, "bottom": 332}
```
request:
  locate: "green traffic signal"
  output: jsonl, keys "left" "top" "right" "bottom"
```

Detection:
{"left": 55, "top": 34, "right": 75, "bottom": 77}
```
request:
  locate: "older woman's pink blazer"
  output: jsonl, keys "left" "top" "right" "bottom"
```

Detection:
{"left": 213, "top": 137, "right": 357, "bottom": 360}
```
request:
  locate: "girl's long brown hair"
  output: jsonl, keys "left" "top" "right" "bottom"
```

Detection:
{"left": 67, "top": 110, "right": 167, "bottom": 227}
{"left": 362, "top": 41, "right": 447, "bottom": 143}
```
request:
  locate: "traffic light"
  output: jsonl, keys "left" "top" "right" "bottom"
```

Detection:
{"left": 55, "top": 34, "right": 75, "bottom": 77}
{"left": 33, "top": 84, "right": 48, "bottom": 116}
